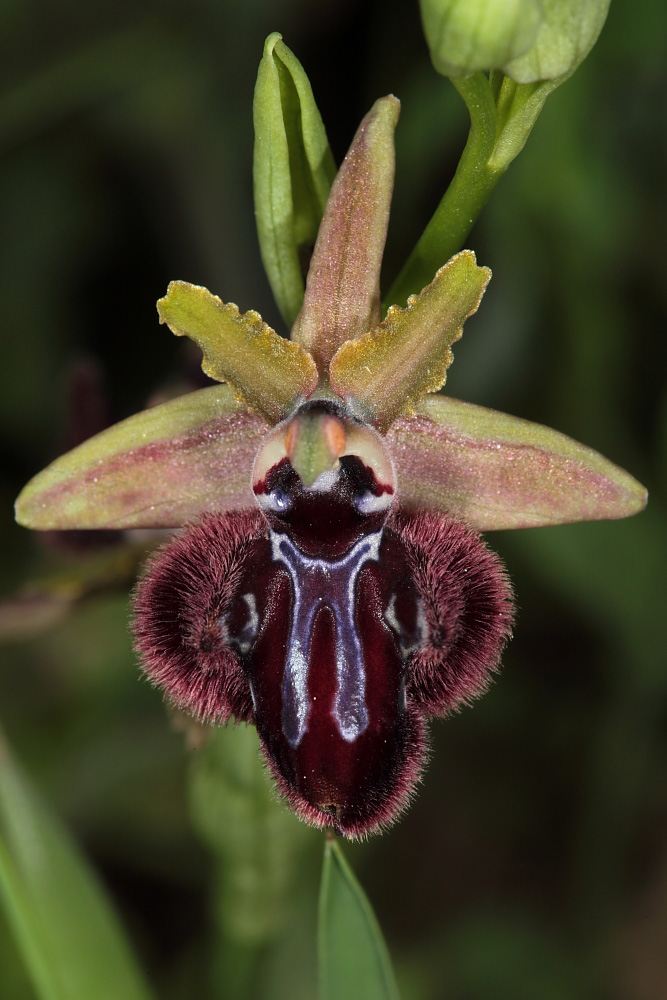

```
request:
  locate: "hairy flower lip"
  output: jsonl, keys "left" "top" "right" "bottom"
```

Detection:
{"left": 131, "top": 502, "right": 514, "bottom": 839}
{"left": 258, "top": 705, "right": 430, "bottom": 840}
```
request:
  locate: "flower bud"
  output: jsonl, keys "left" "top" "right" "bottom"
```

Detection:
{"left": 420, "top": 0, "right": 543, "bottom": 77}
{"left": 421, "top": 0, "right": 611, "bottom": 83}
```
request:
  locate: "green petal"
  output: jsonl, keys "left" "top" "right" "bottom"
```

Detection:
{"left": 330, "top": 250, "right": 490, "bottom": 432}
{"left": 15, "top": 385, "right": 268, "bottom": 530}
{"left": 157, "top": 281, "right": 318, "bottom": 424}
{"left": 253, "top": 32, "right": 336, "bottom": 327}
{"left": 0, "top": 733, "right": 155, "bottom": 1000}
{"left": 487, "top": 75, "right": 563, "bottom": 172}
{"left": 387, "top": 395, "right": 647, "bottom": 530}
{"left": 291, "top": 96, "right": 400, "bottom": 375}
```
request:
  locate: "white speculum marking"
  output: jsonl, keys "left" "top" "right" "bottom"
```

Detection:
{"left": 385, "top": 594, "right": 427, "bottom": 657}
{"left": 270, "top": 529, "right": 383, "bottom": 748}
{"left": 223, "top": 593, "right": 259, "bottom": 655}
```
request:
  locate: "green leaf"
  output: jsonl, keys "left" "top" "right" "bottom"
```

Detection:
{"left": 157, "top": 281, "right": 318, "bottom": 423}
{"left": 15, "top": 385, "right": 268, "bottom": 530}
{"left": 318, "top": 838, "right": 400, "bottom": 1000}
{"left": 253, "top": 32, "right": 336, "bottom": 327}
{"left": 290, "top": 96, "right": 400, "bottom": 374}
{"left": 386, "top": 395, "right": 648, "bottom": 530}
{"left": 0, "top": 732, "right": 154, "bottom": 1000}
{"left": 488, "top": 75, "right": 563, "bottom": 171}
{"left": 331, "top": 250, "right": 490, "bottom": 431}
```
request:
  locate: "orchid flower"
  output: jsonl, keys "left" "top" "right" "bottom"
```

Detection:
{"left": 15, "top": 95, "right": 646, "bottom": 840}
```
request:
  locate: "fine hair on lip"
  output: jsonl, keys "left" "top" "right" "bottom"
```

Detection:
{"left": 392, "top": 508, "right": 515, "bottom": 716}
{"left": 130, "top": 502, "right": 514, "bottom": 839}
{"left": 131, "top": 510, "right": 265, "bottom": 724}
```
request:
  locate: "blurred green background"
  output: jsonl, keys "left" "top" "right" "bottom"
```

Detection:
{"left": 1, "top": 1, "right": 665, "bottom": 998}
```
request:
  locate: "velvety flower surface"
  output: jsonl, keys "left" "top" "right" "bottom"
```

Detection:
{"left": 15, "top": 96, "right": 646, "bottom": 838}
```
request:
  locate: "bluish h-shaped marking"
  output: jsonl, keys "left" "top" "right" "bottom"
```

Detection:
{"left": 270, "top": 530, "right": 383, "bottom": 748}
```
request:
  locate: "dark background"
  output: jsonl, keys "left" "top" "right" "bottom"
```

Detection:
{"left": 1, "top": 1, "right": 665, "bottom": 998}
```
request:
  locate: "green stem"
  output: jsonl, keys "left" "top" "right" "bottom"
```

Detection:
{"left": 387, "top": 72, "right": 503, "bottom": 307}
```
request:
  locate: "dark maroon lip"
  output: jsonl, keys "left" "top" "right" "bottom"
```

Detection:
{"left": 132, "top": 501, "right": 513, "bottom": 839}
